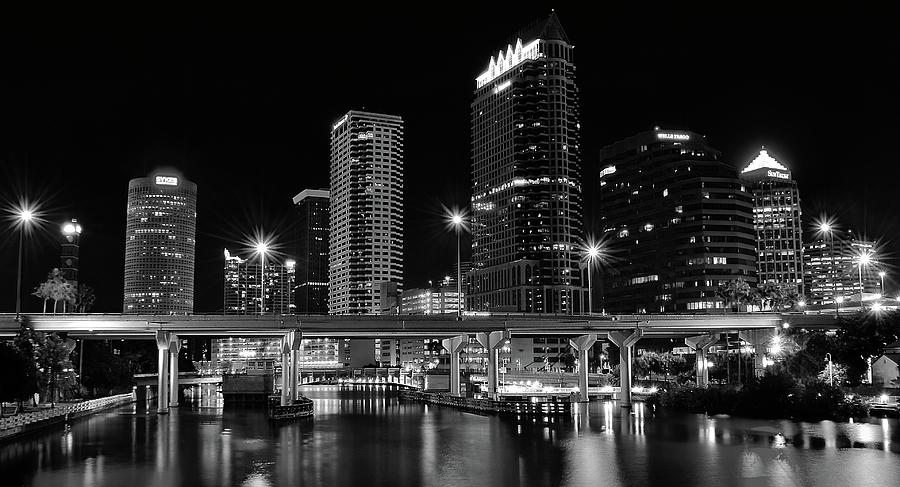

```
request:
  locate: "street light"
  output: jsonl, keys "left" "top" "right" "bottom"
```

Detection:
{"left": 856, "top": 250, "right": 874, "bottom": 306}
{"left": 583, "top": 242, "right": 601, "bottom": 315}
{"left": 817, "top": 218, "right": 838, "bottom": 316}
{"left": 824, "top": 352, "right": 834, "bottom": 387}
{"left": 448, "top": 211, "right": 467, "bottom": 318}
{"left": 879, "top": 271, "right": 886, "bottom": 296}
{"left": 254, "top": 241, "right": 269, "bottom": 316}
{"left": 14, "top": 207, "right": 37, "bottom": 319}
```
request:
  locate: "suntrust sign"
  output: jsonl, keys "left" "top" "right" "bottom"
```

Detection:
{"left": 155, "top": 176, "right": 179, "bottom": 186}
{"left": 767, "top": 170, "right": 790, "bottom": 180}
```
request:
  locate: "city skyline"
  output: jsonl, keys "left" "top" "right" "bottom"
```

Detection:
{"left": 2, "top": 5, "right": 899, "bottom": 313}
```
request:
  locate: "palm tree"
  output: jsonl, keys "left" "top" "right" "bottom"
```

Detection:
{"left": 716, "top": 279, "right": 752, "bottom": 312}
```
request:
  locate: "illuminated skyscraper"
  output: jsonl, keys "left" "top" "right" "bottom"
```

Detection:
{"left": 329, "top": 110, "right": 404, "bottom": 315}
{"left": 123, "top": 172, "right": 197, "bottom": 314}
{"left": 598, "top": 128, "right": 757, "bottom": 313}
{"left": 739, "top": 149, "right": 804, "bottom": 292}
{"left": 223, "top": 249, "right": 296, "bottom": 315}
{"left": 468, "top": 12, "right": 584, "bottom": 313}
{"left": 293, "top": 189, "right": 330, "bottom": 314}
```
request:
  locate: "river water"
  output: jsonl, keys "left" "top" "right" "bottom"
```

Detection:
{"left": 1, "top": 385, "right": 898, "bottom": 486}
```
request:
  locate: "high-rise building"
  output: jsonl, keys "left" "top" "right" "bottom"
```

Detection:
{"left": 468, "top": 12, "right": 584, "bottom": 314}
{"left": 223, "top": 249, "right": 295, "bottom": 315}
{"left": 293, "top": 189, "right": 330, "bottom": 314}
{"left": 804, "top": 236, "right": 880, "bottom": 305}
{"left": 739, "top": 149, "right": 804, "bottom": 293}
{"left": 598, "top": 128, "right": 757, "bottom": 313}
{"left": 123, "top": 172, "right": 197, "bottom": 314}
{"left": 329, "top": 110, "right": 404, "bottom": 315}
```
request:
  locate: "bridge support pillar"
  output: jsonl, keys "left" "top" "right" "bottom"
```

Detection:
{"left": 685, "top": 334, "right": 718, "bottom": 387}
{"left": 476, "top": 331, "right": 510, "bottom": 400}
{"left": 608, "top": 329, "right": 643, "bottom": 408}
{"left": 155, "top": 331, "right": 172, "bottom": 414}
{"left": 569, "top": 334, "right": 598, "bottom": 402}
{"left": 740, "top": 328, "right": 777, "bottom": 378}
{"left": 441, "top": 334, "right": 468, "bottom": 396}
{"left": 168, "top": 335, "right": 182, "bottom": 407}
{"left": 281, "top": 330, "right": 302, "bottom": 405}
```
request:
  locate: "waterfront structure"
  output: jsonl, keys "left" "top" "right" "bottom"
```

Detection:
{"left": 400, "top": 286, "right": 462, "bottom": 315}
{"left": 123, "top": 172, "right": 197, "bottom": 314}
{"left": 598, "top": 128, "right": 757, "bottom": 313}
{"left": 803, "top": 235, "right": 879, "bottom": 305}
{"left": 739, "top": 149, "right": 803, "bottom": 293}
{"left": 293, "top": 189, "right": 330, "bottom": 314}
{"left": 329, "top": 110, "right": 404, "bottom": 315}
{"left": 468, "top": 12, "right": 584, "bottom": 314}
{"left": 223, "top": 249, "right": 295, "bottom": 315}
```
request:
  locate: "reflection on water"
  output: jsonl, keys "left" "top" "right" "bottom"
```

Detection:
{"left": 1, "top": 385, "right": 898, "bottom": 486}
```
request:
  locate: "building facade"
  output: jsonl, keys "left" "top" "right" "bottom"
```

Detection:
{"left": 123, "top": 172, "right": 197, "bottom": 314}
{"left": 739, "top": 149, "right": 803, "bottom": 293}
{"left": 598, "top": 128, "right": 757, "bottom": 313}
{"left": 329, "top": 111, "right": 404, "bottom": 315}
{"left": 803, "top": 236, "right": 879, "bottom": 305}
{"left": 400, "top": 286, "right": 462, "bottom": 315}
{"left": 293, "top": 189, "right": 330, "bottom": 314}
{"left": 223, "top": 248, "right": 295, "bottom": 315}
{"left": 468, "top": 12, "right": 584, "bottom": 314}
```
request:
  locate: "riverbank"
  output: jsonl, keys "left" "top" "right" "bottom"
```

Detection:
{"left": 0, "top": 393, "right": 134, "bottom": 443}
{"left": 647, "top": 377, "right": 870, "bottom": 422}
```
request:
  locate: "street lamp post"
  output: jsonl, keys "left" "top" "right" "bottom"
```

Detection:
{"left": 585, "top": 244, "right": 600, "bottom": 315}
{"left": 879, "top": 271, "right": 886, "bottom": 297}
{"left": 819, "top": 222, "right": 838, "bottom": 316}
{"left": 824, "top": 352, "right": 833, "bottom": 387}
{"left": 255, "top": 242, "right": 269, "bottom": 316}
{"left": 857, "top": 251, "right": 872, "bottom": 307}
{"left": 449, "top": 213, "right": 466, "bottom": 319}
{"left": 15, "top": 209, "right": 35, "bottom": 319}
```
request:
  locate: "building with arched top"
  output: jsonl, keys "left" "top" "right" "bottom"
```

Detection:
{"left": 739, "top": 149, "right": 804, "bottom": 294}
{"left": 468, "top": 11, "right": 584, "bottom": 314}
{"left": 123, "top": 172, "right": 197, "bottom": 314}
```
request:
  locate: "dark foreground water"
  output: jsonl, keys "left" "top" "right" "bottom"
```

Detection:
{"left": 1, "top": 385, "right": 899, "bottom": 487}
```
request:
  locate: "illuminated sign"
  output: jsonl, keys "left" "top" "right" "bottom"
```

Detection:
{"left": 493, "top": 80, "right": 511, "bottom": 94}
{"left": 656, "top": 132, "right": 691, "bottom": 141}
{"left": 332, "top": 114, "right": 348, "bottom": 131}
{"left": 767, "top": 170, "right": 790, "bottom": 180}
{"left": 155, "top": 176, "right": 178, "bottom": 186}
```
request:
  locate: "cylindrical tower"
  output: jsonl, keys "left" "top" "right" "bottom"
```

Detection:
{"left": 60, "top": 218, "right": 82, "bottom": 283}
{"left": 123, "top": 172, "right": 197, "bottom": 314}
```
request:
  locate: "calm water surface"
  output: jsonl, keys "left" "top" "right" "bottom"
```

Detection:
{"left": 1, "top": 385, "right": 899, "bottom": 486}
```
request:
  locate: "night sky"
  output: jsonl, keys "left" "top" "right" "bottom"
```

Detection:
{"left": 2, "top": 4, "right": 899, "bottom": 313}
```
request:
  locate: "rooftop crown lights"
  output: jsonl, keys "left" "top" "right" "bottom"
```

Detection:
{"left": 476, "top": 38, "right": 542, "bottom": 88}
{"left": 742, "top": 149, "right": 789, "bottom": 174}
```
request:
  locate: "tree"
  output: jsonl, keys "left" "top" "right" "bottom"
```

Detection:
{"left": 0, "top": 343, "right": 37, "bottom": 415}
{"left": 32, "top": 269, "right": 76, "bottom": 314}
{"left": 74, "top": 283, "right": 96, "bottom": 313}
{"left": 12, "top": 317, "right": 77, "bottom": 405}
{"left": 716, "top": 279, "right": 752, "bottom": 312}
{"left": 753, "top": 282, "right": 801, "bottom": 311}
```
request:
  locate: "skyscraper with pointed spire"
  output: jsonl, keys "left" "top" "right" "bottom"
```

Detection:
{"left": 468, "top": 11, "right": 584, "bottom": 314}
{"left": 739, "top": 149, "right": 804, "bottom": 294}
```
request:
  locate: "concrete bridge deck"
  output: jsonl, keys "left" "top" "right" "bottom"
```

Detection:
{"left": 0, "top": 312, "right": 837, "bottom": 338}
